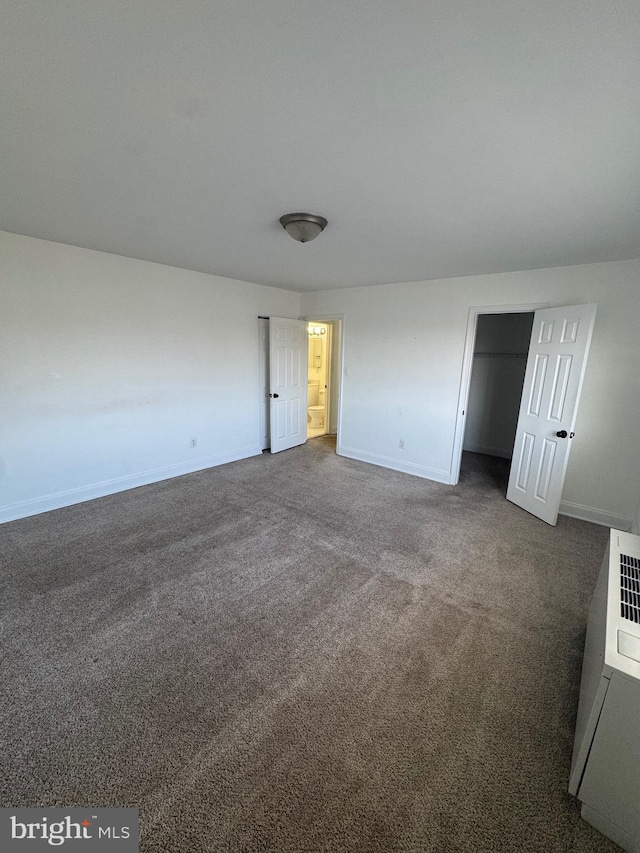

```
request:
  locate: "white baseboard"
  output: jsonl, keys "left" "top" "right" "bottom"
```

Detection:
{"left": 559, "top": 500, "right": 632, "bottom": 530}
{"left": 0, "top": 445, "right": 263, "bottom": 524}
{"left": 337, "top": 444, "right": 451, "bottom": 484}
{"left": 5, "top": 445, "right": 627, "bottom": 531}
{"left": 336, "top": 447, "right": 631, "bottom": 525}
{"left": 463, "top": 442, "right": 512, "bottom": 460}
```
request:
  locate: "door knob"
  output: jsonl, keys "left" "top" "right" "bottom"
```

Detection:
{"left": 556, "top": 430, "right": 568, "bottom": 438}
{"left": 269, "top": 393, "right": 279, "bottom": 398}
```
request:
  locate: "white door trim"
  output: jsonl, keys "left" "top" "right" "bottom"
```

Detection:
{"left": 449, "top": 302, "right": 548, "bottom": 485}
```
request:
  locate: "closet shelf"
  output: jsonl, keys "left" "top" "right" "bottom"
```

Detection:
{"left": 473, "top": 352, "right": 528, "bottom": 358}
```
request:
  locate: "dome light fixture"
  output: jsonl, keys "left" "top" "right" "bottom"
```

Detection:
{"left": 279, "top": 212, "right": 328, "bottom": 243}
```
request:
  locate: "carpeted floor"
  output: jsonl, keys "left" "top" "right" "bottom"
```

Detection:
{"left": 0, "top": 439, "right": 620, "bottom": 852}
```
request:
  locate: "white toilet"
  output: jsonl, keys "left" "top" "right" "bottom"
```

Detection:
{"left": 308, "top": 388, "right": 326, "bottom": 430}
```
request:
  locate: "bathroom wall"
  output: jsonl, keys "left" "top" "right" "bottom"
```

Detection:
{"left": 308, "top": 325, "right": 328, "bottom": 385}
{"left": 463, "top": 312, "right": 534, "bottom": 458}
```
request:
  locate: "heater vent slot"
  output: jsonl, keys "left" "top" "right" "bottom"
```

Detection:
{"left": 620, "top": 553, "right": 640, "bottom": 624}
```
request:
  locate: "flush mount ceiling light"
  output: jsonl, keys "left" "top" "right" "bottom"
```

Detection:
{"left": 279, "top": 212, "right": 328, "bottom": 243}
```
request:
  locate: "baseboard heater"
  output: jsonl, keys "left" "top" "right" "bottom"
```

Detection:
{"left": 569, "top": 528, "right": 640, "bottom": 852}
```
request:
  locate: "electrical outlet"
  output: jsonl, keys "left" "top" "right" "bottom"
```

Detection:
{"left": 399, "top": 439, "right": 405, "bottom": 449}
{"left": 190, "top": 437, "right": 197, "bottom": 448}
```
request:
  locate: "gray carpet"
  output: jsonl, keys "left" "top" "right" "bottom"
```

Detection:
{"left": 0, "top": 439, "right": 620, "bottom": 852}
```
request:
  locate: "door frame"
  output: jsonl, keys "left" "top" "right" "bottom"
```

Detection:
{"left": 299, "top": 314, "right": 345, "bottom": 450}
{"left": 449, "top": 302, "right": 548, "bottom": 485}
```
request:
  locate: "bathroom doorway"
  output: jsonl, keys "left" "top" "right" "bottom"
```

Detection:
{"left": 307, "top": 322, "right": 330, "bottom": 438}
{"left": 305, "top": 318, "right": 342, "bottom": 441}
{"left": 258, "top": 316, "right": 343, "bottom": 451}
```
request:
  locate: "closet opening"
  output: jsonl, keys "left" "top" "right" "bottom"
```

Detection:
{"left": 460, "top": 311, "right": 535, "bottom": 483}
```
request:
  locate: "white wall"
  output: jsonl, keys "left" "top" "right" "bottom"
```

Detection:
{"left": 3, "top": 232, "right": 638, "bottom": 530}
{"left": 300, "top": 260, "right": 640, "bottom": 528}
{"left": 0, "top": 232, "right": 299, "bottom": 522}
{"left": 463, "top": 313, "right": 533, "bottom": 459}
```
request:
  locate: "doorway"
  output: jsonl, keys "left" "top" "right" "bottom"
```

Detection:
{"left": 461, "top": 312, "right": 535, "bottom": 476}
{"left": 305, "top": 318, "right": 342, "bottom": 441}
{"left": 449, "top": 302, "right": 546, "bottom": 486}
{"left": 307, "top": 322, "right": 330, "bottom": 438}
{"left": 259, "top": 316, "right": 343, "bottom": 452}
{"left": 452, "top": 302, "right": 597, "bottom": 525}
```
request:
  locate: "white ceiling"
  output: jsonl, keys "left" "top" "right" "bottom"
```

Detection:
{"left": 2, "top": 1, "right": 639, "bottom": 292}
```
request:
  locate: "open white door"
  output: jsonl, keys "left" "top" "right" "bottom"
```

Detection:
{"left": 507, "top": 303, "right": 597, "bottom": 525}
{"left": 269, "top": 317, "right": 308, "bottom": 454}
